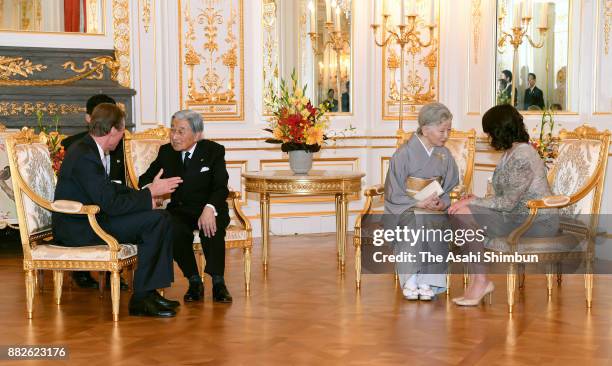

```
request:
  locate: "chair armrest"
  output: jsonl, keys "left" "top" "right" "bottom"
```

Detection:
{"left": 228, "top": 190, "right": 241, "bottom": 200}
{"left": 365, "top": 184, "right": 384, "bottom": 197}
{"left": 527, "top": 195, "right": 571, "bottom": 209}
{"left": 228, "top": 190, "right": 251, "bottom": 232}
{"left": 508, "top": 194, "right": 570, "bottom": 249}
{"left": 51, "top": 200, "right": 100, "bottom": 215}
{"left": 49, "top": 200, "right": 120, "bottom": 252}
{"left": 449, "top": 185, "right": 466, "bottom": 203}
{"left": 354, "top": 185, "right": 383, "bottom": 242}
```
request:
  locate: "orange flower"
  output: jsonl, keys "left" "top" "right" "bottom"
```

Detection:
{"left": 305, "top": 127, "right": 324, "bottom": 145}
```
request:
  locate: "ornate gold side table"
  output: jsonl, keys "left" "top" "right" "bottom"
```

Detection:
{"left": 242, "top": 170, "right": 364, "bottom": 272}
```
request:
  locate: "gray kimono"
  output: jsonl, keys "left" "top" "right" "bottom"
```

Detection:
{"left": 384, "top": 134, "right": 460, "bottom": 289}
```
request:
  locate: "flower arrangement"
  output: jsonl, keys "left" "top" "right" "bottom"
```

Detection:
{"left": 264, "top": 71, "right": 330, "bottom": 153}
{"left": 530, "top": 107, "right": 558, "bottom": 169}
{"left": 36, "top": 110, "right": 65, "bottom": 174}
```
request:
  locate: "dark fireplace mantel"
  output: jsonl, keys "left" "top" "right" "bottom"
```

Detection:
{"left": 0, "top": 46, "right": 136, "bottom": 135}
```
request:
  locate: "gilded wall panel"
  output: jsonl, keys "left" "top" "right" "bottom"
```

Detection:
{"left": 178, "top": 0, "right": 245, "bottom": 121}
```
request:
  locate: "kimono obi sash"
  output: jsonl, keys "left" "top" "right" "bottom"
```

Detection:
{"left": 405, "top": 176, "right": 441, "bottom": 197}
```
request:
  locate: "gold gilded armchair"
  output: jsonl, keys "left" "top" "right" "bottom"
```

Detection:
{"left": 484, "top": 125, "right": 610, "bottom": 313}
{"left": 6, "top": 128, "right": 137, "bottom": 321}
{"left": 353, "top": 129, "right": 476, "bottom": 289}
{"left": 124, "top": 126, "right": 252, "bottom": 294}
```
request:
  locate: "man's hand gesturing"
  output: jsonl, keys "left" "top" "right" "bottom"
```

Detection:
{"left": 148, "top": 169, "right": 183, "bottom": 197}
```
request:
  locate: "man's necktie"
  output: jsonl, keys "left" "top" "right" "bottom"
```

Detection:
{"left": 183, "top": 151, "right": 191, "bottom": 170}
{"left": 102, "top": 155, "right": 110, "bottom": 178}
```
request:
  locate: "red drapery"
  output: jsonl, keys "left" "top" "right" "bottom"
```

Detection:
{"left": 64, "top": 0, "right": 87, "bottom": 32}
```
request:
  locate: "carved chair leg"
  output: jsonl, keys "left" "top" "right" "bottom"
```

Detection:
{"left": 25, "top": 269, "right": 35, "bottom": 319}
{"left": 198, "top": 251, "right": 205, "bottom": 283}
{"left": 36, "top": 269, "right": 45, "bottom": 294}
{"left": 53, "top": 270, "right": 64, "bottom": 305}
{"left": 585, "top": 260, "right": 594, "bottom": 309}
{"left": 98, "top": 271, "right": 106, "bottom": 298}
{"left": 244, "top": 247, "right": 251, "bottom": 295}
{"left": 129, "top": 265, "right": 135, "bottom": 293}
{"left": 507, "top": 264, "right": 517, "bottom": 313}
{"left": 518, "top": 263, "right": 526, "bottom": 290}
{"left": 355, "top": 245, "right": 362, "bottom": 290}
{"left": 546, "top": 263, "right": 554, "bottom": 298}
{"left": 110, "top": 271, "right": 121, "bottom": 322}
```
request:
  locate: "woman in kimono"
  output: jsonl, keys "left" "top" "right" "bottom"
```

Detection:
{"left": 384, "top": 103, "right": 459, "bottom": 300}
{"left": 448, "top": 105, "right": 559, "bottom": 306}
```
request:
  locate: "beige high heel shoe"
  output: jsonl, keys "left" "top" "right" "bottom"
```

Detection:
{"left": 454, "top": 282, "right": 494, "bottom": 306}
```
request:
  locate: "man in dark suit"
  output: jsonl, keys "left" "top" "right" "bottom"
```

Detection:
{"left": 62, "top": 94, "right": 127, "bottom": 289}
{"left": 52, "top": 103, "right": 184, "bottom": 317}
{"left": 341, "top": 81, "right": 350, "bottom": 112}
{"left": 139, "top": 110, "right": 232, "bottom": 303}
{"left": 523, "top": 73, "right": 545, "bottom": 110}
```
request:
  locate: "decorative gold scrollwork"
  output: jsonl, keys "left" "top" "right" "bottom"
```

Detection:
{"left": 62, "top": 56, "right": 120, "bottom": 81}
{"left": 0, "top": 55, "right": 119, "bottom": 87}
{"left": 0, "top": 56, "right": 47, "bottom": 80}
{"left": 0, "top": 102, "right": 85, "bottom": 117}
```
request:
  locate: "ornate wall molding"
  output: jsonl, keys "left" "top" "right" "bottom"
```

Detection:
{"left": 112, "top": 0, "right": 132, "bottom": 87}
{"left": 0, "top": 56, "right": 47, "bottom": 80}
{"left": 0, "top": 55, "right": 118, "bottom": 86}
{"left": 382, "top": 0, "right": 440, "bottom": 121}
{"left": 472, "top": 0, "right": 482, "bottom": 64}
{"left": 605, "top": 0, "right": 612, "bottom": 55}
{"left": 262, "top": 0, "right": 279, "bottom": 116}
{"left": 0, "top": 102, "right": 85, "bottom": 116}
{"left": 142, "top": 0, "right": 152, "bottom": 33}
{"left": 178, "top": 0, "right": 245, "bottom": 121}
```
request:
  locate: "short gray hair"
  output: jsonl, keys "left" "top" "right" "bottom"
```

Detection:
{"left": 417, "top": 102, "right": 453, "bottom": 135}
{"left": 171, "top": 109, "right": 203, "bottom": 134}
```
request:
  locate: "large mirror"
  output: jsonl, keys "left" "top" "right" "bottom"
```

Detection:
{"left": 274, "top": 0, "right": 352, "bottom": 114}
{"left": 495, "top": 0, "right": 570, "bottom": 112}
{"left": 0, "top": 0, "right": 104, "bottom": 33}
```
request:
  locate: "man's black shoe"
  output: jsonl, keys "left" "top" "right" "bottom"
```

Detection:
{"left": 212, "top": 283, "right": 232, "bottom": 303}
{"left": 72, "top": 271, "right": 99, "bottom": 289}
{"left": 184, "top": 281, "right": 204, "bottom": 302}
{"left": 128, "top": 295, "right": 176, "bottom": 318}
{"left": 152, "top": 291, "right": 180, "bottom": 309}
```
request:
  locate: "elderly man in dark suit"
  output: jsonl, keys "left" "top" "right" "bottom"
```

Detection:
{"left": 139, "top": 110, "right": 232, "bottom": 303}
{"left": 52, "top": 103, "right": 184, "bottom": 317}
{"left": 61, "top": 94, "right": 128, "bottom": 289}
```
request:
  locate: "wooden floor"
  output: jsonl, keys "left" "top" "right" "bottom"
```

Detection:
{"left": 1, "top": 233, "right": 612, "bottom": 365}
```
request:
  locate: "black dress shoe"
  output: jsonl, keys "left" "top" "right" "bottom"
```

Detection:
{"left": 212, "top": 283, "right": 232, "bottom": 303}
{"left": 152, "top": 291, "right": 180, "bottom": 309}
{"left": 184, "top": 281, "right": 204, "bottom": 302}
{"left": 128, "top": 295, "right": 176, "bottom": 318}
{"left": 72, "top": 271, "right": 99, "bottom": 289}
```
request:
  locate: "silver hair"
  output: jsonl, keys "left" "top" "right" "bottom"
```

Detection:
{"left": 171, "top": 109, "right": 203, "bottom": 134}
{"left": 417, "top": 102, "right": 453, "bottom": 135}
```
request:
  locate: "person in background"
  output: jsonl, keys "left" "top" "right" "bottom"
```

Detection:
{"left": 52, "top": 103, "right": 184, "bottom": 317}
{"left": 448, "top": 105, "right": 558, "bottom": 307}
{"left": 341, "top": 81, "right": 350, "bottom": 112}
{"left": 61, "top": 94, "right": 128, "bottom": 289}
{"left": 325, "top": 89, "right": 338, "bottom": 112}
{"left": 139, "top": 110, "right": 233, "bottom": 303}
{"left": 384, "top": 102, "right": 459, "bottom": 301}
{"left": 523, "top": 73, "right": 545, "bottom": 110}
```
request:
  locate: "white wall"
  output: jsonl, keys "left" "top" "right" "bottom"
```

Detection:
{"left": 1, "top": 0, "right": 610, "bottom": 237}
